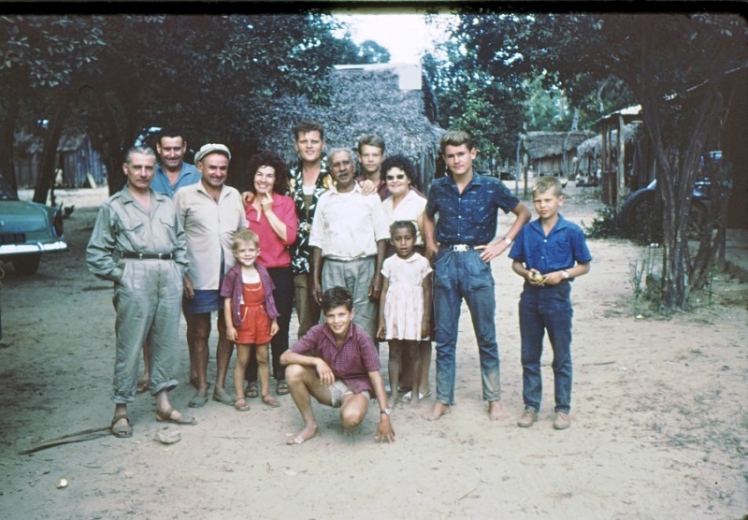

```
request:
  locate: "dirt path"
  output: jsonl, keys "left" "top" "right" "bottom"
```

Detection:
{"left": 1, "top": 185, "right": 746, "bottom": 519}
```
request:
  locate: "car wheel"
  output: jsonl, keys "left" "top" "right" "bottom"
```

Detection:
{"left": 619, "top": 189, "right": 662, "bottom": 242}
{"left": 12, "top": 254, "right": 41, "bottom": 275}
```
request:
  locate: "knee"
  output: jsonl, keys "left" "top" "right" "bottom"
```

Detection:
{"left": 256, "top": 349, "right": 269, "bottom": 365}
{"left": 340, "top": 406, "right": 365, "bottom": 429}
{"left": 285, "top": 364, "right": 305, "bottom": 382}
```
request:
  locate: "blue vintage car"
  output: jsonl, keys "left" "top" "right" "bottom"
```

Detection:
{"left": 0, "top": 177, "right": 68, "bottom": 275}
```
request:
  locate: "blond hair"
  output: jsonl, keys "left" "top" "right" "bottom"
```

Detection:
{"left": 533, "top": 176, "right": 563, "bottom": 197}
{"left": 232, "top": 229, "right": 260, "bottom": 250}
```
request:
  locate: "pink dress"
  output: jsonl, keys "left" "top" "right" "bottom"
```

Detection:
{"left": 381, "top": 253, "right": 432, "bottom": 341}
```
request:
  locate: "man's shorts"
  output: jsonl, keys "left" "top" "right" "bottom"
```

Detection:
{"left": 328, "top": 380, "right": 371, "bottom": 408}
{"left": 183, "top": 289, "right": 221, "bottom": 315}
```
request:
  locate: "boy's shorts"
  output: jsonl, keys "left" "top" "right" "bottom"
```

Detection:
{"left": 328, "top": 380, "right": 371, "bottom": 408}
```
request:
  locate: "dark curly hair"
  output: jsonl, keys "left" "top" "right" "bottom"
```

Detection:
{"left": 246, "top": 151, "right": 288, "bottom": 195}
{"left": 381, "top": 154, "right": 418, "bottom": 191}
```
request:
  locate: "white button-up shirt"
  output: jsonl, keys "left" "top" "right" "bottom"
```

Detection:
{"left": 309, "top": 183, "right": 390, "bottom": 260}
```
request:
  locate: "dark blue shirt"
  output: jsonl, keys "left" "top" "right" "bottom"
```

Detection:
{"left": 426, "top": 173, "right": 520, "bottom": 246}
{"left": 508, "top": 214, "right": 592, "bottom": 277}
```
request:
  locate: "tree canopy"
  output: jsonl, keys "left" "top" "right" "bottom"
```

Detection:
{"left": 443, "top": 10, "right": 747, "bottom": 311}
{"left": 0, "top": 13, "right": 386, "bottom": 197}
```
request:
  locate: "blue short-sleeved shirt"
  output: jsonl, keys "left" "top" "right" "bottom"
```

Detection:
{"left": 150, "top": 162, "right": 201, "bottom": 198}
{"left": 508, "top": 214, "right": 592, "bottom": 277}
{"left": 426, "top": 173, "right": 520, "bottom": 246}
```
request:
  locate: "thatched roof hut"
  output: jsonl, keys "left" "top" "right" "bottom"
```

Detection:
{"left": 523, "top": 131, "right": 592, "bottom": 160}
{"left": 256, "top": 63, "right": 444, "bottom": 191}
{"left": 522, "top": 130, "right": 592, "bottom": 177}
{"left": 577, "top": 122, "right": 642, "bottom": 158}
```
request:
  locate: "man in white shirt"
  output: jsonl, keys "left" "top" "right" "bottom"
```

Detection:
{"left": 309, "top": 148, "right": 390, "bottom": 342}
{"left": 174, "top": 143, "right": 248, "bottom": 408}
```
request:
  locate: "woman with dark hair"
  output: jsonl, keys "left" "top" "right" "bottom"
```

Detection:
{"left": 380, "top": 154, "right": 432, "bottom": 402}
{"left": 381, "top": 155, "right": 425, "bottom": 253}
{"left": 243, "top": 151, "right": 298, "bottom": 401}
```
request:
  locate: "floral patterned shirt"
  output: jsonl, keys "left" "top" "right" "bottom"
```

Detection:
{"left": 287, "top": 157, "right": 332, "bottom": 274}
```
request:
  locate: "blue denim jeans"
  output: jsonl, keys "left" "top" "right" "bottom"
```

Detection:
{"left": 433, "top": 249, "right": 501, "bottom": 405}
{"left": 518, "top": 282, "right": 573, "bottom": 413}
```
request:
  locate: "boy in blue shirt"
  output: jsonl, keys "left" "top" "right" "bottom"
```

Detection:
{"left": 508, "top": 176, "right": 591, "bottom": 430}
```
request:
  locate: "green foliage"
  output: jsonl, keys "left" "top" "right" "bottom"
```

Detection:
{"left": 422, "top": 45, "right": 525, "bottom": 162}
{"left": 448, "top": 10, "right": 748, "bottom": 311}
{"left": 582, "top": 205, "right": 621, "bottom": 239}
{"left": 0, "top": 15, "right": 106, "bottom": 88}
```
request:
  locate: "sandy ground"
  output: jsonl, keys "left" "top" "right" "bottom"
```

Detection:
{"left": 1, "top": 185, "right": 747, "bottom": 519}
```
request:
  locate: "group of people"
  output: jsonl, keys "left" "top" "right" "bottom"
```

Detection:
{"left": 86, "top": 121, "right": 591, "bottom": 445}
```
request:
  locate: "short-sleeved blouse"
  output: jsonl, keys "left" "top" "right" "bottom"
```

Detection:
{"left": 381, "top": 189, "right": 427, "bottom": 246}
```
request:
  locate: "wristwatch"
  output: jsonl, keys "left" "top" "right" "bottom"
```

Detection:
{"left": 561, "top": 270, "right": 570, "bottom": 279}
{"left": 380, "top": 408, "right": 391, "bottom": 416}
{"left": 503, "top": 236, "right": 512, "bottom": 245}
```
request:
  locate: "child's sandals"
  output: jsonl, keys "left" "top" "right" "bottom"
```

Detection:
{"left": 234, "top": 398, "right": 250, "bottom": 412}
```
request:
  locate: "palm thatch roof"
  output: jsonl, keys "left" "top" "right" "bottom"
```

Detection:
{"left": 577, "top": 122, "right": 642, "bottom": 157}
{"left": 523, "top": 131, "right": 593, "bottom": 160}
{"left": 256, "top": 64, "right": 444, "bottom": 167}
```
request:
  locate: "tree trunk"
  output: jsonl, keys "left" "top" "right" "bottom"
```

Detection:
{"left": 0, "top": 90, "right": 20, "bottom": 193}
{"left": 32, "top": 87, "right": 72, "bottom": 204}
{"left": 87, "top": 87, "right": 126, "bottom": 195}
{"left": 633, "top": 18, "right": 728, "bottom": 313}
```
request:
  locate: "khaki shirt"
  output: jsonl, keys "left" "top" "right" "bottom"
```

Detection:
{"left": 86, "top": 188, "right": 188, "bottom": 282}
{"left": 173, "top": 181, "right": 247, "bottom": 290}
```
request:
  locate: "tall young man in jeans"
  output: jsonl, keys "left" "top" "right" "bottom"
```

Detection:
{"left": 423, "top": 131, "right": 531, "bottom": 421}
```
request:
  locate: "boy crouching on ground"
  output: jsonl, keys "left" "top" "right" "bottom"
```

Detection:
{"left": 280, "top": 286, "right": 395, "bottom": 445}
{"left": 508, "top": 176, "right": 592, "bottom": 430}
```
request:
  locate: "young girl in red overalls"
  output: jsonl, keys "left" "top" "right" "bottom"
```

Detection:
{"left": 220, "top": 230, "right": 280, "bottom": 411}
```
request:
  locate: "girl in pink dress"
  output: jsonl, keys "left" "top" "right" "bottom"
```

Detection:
{"left": 377, "top": 221, "right": 432, "bottom": 407}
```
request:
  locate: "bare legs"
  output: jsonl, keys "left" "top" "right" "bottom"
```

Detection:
{"left": 284, "top": 364, "right": 369, "bottom": 445}
{"left": 186, "top": 313, "right": 211, "bottom": 402}
{"left": 212, "top": 312, "right": 233, "bottom": 401}
{"left": 233, "top": 344, "right": 251, "bottom": 410}
{"left": 186, "top": 312, "right": 233, "bottom": 406}
{"left": 396, "top": 340, "right": 432, "bottom": 399}
{"left": 388, "top": 339, "right": 421, "bottom": 407}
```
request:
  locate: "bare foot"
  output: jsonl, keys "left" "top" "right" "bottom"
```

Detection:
{"left": 287, "top": 424, "right": 319, "bottom": 445}
{"left": 488, "top": 400, "right": 502, "bottom": 421}
{"left": 428, "top": 402, "right": 450, "bottom": 421}
{"left": 262, "top": 394, "right": 280, "bottom": 408}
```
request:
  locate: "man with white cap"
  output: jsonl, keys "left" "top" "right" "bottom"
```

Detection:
{"left": 174, "top": 143, "right": 248, "bottom": 408}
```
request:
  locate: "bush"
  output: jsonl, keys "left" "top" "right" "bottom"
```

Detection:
{"left": 582, "top": 205, "right": 621, "bottom": 238}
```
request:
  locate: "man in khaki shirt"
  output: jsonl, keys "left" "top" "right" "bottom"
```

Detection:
{"left": 87, "top": 146, "right": 196, "bottom": 438}
{"left": 174, "top": 143, "right": 247, "bottom": 408}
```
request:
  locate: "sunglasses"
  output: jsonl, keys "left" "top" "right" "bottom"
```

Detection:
{"left": 386, "top": 174, "right": 406, "bottom": 180}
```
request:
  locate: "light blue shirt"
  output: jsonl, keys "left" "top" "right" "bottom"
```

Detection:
{"left": 150, "top": 162, "right": 201, "bottom": 198}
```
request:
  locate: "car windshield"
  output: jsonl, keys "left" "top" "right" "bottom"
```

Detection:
{"left": 0, "top": 176, "right": 19, "bottom": 201}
